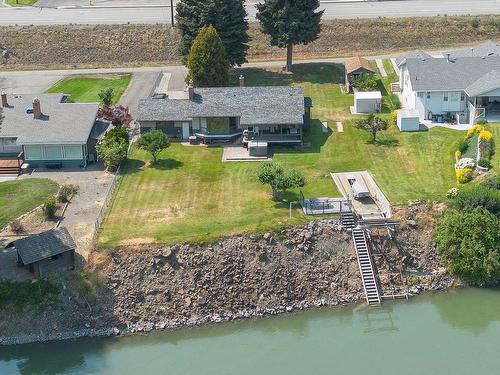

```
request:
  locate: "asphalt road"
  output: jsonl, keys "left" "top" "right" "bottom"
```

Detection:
{"left": 0, "top": 0, "right": 498, "bottom": 25}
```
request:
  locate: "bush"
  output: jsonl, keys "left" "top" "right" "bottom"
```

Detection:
{"left": 106, "top": 127, "right": 129, "bottom": 144}
{"left": 477, "top": 158, "right": 491, "bottom": 169}
{"left": 452, "top": 185, "right": 500, "bottom": 217}
{"left": 446, "top": 187, "right": 459, "bottom": 199}
{"left": 352, "top": 73, "right": 379, "bottom": 91}
{"left": 476, "top": 118, "right": 488, "bottom": 126}
{"left": 98, "top": 88, "right": 114, "bottom": 107}
{"left": 57, "top": 184, "right": 78, "bottom": 203}
{"left": 480, "top": 174, "right": 500, "bottom": 190}
{"left": 43, "top": 198, "right": 57, "bottom": 219}
{"left": 390, "top": 110, "right": 398, "bottom": 127}
{"left": 479, "top": 129, "right": 493, "bottom": 142}
{"left": 456, "top": 139, "right": 468, "bottom": 154}
{"left": 466, "top": 124, "right": 483, "bottom": 139}
{"left": 456, "top": 168, "right": 474, "bottom": 184}
{"left": 435, "top": 208, "right": 499, "bottom": 283}
{"left": 471, "top": 18, "right": 480, "bottom": 28}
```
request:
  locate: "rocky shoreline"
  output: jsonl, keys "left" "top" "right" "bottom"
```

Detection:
{"left": 0, "top": 203, "right": 461, "bottom": 346}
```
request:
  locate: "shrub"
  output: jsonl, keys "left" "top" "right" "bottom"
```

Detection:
{"left": 352, "top": 73, "right": 379, "bottom": 91}
{"left": 456, "top": 168, "right": 473, "bottom": 184}
{"left": 43, "top": 198, "right": 57, "bottom": 219}
{"left": 480, "top": 174, "right": 500, "bottom": 190}
{"left": 98, "top": 88, "right": 114, "bottom": 107}
{"left": 476, "top": 118, "right": 488, "bottom": 126}
{"left": 452, "top": 185, "right": 500, "bottom": 216}
{"left": 9, "top": 219, "right": 23, "bottom": 234}
{"left": 57, "top": 184, "right": 78, "bottom": 203}
{"left": 471, "top": 18, "right": 480, "bottom": 28}
{"left": 446, "top": 187, "right": 459, "bottom": 199}
{"left": 435, "top": 208, "right": 499, "bottom": 283}
{"left": 106, "top": 127, "right": 129, "bottom": 144}
{"left": 477, "top": 158, "right": 491, "bottom": 169}
{"left": 390, "top": 110, "right": 398, "bottom": 127}
{"left": 455, "top": 150, "right": 462, "bottom": 160}
{"left": 479, "top": 130, "right": 493, "bottom": 142}
{"left": 97, "top": 138, "right": 128, "bottom": 171}
{"left": 466, "top": 124, "right": 483, "bottom": 139}
{"left": 456, "top": 139, "right": 468, "bottom": 154}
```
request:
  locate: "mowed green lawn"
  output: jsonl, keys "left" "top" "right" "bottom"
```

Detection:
{"left": 99, "top": 63, "right": 469, "bottom": 247}
{"left": 0, "top": 179, "right": 58, "bottom": 229}
{"left": 46, "top": 74, "right": 132, "bottom": 105}
{"left": 4, "top": 0, "right": 37, "bottom": 6}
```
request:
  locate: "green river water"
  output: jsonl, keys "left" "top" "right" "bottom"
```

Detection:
{"left": 1, "top": 288, "right": 499, "bottom": 375}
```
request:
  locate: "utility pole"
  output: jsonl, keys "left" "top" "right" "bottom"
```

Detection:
{"left": 170, "top": 0, "right": 175, "bottom": 26}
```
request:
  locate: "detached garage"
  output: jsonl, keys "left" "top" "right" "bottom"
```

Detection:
{"left": 354, "top": 91, "right": 382, "bottom": 114}
{"left": 397, "top": 109, "right": 420, "bottom": 132}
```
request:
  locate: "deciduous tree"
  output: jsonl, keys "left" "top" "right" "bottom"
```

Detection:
{"left": 187, "top": 25, "right": 229, "bottom": 87}
{"left": 355, "top": 114, "right": 388, "bottom": 142}
{"left": 176, "top": 0, "right": 249, "bottom": 66}
{"left": 136, "top": 130, "right": 171, "bottom": 165}
{"left": 257, "top": 161, "right": 305, "bottom": 200}
{"left": 98, "top": 88, "right": 114, "bottom": 107}
{"left": 256, "top": 0, "right": 324, "bottom": 71}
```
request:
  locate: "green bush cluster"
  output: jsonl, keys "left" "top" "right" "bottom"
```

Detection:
{"left": 43, "top": 198, "right": 57, "bottom": 219}
{"left": 352, "top": 73, "right": 379, "bottom": 91}
{"left": 96, "top": 127, "right": 130, "bottom": 171}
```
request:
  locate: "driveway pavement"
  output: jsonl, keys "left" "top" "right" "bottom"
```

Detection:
{"left": 20, "top": 164, "right": 114, "bottom": 259}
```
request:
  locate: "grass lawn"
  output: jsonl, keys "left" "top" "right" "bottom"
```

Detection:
{"left": 0, "top": 179, "right": 58, "bottom": 229}
{"left": 4, "top": 0, "right": 37, "bottom": 6}
{"left": 99, "top": 63, "right": 466, "bottom": 247}
{"left": 45, "top": 74, "right": 132, "bottom": 105}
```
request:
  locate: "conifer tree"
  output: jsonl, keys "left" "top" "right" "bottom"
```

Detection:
{"left": 187, "top": 25, "right": 229, "bottom": 87}
{"left": 256, "top": 0, "right": 324, "bottom": 71}
{"left": 176, "top": 0, "right": 249, "bottom": 66}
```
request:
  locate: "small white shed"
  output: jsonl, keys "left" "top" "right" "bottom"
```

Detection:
{"left": 354, "top": 91, "right": 382, "bottom": 113}
{"left": 397, "top": 109, "right": 420, "bottom": 132}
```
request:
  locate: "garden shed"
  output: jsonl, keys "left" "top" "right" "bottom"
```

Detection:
{"left": 7, "top": 227, "right": 76, "bottom": 278}
{"left": 397, "top": 109, "right": 420, "bottom": 132}
{"left": 354, "top": 91, "right": 382, "bottom": 114}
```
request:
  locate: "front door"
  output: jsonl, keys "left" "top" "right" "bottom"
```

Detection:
{"left": 182, "top": 122, "right": 190, "bottom": 140}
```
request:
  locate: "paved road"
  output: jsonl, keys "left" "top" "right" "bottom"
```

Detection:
{"left": 0, "top": 0, "right": 498, "bottom": 25}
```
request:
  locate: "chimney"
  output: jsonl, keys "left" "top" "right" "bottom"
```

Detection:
{"left": 188, "top": 80, "right": 194, "bottom": 101}
{"left": 1, "top": 92, "right": 7, "bottom": 107}
{"left": 239, "top": 74, "right": 245, "bottom": 87}
{"left": 33, "top": 97, "right": 42, "bottom": 119}
{"left": 446, "top": 53, "right": 451, "bottom": 62}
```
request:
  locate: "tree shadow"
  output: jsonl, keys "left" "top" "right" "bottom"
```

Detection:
{"left": 153, "top": 158, "right": 184, "bottom": 170}
{"left": 119, "top": 158, "right": 145, "bottom": 175}
{"left": 232, "top": 62, "right": 346, "bottom": 86}
{"left": 272, "top": 191, "right": 301, "bottom": 209}
{"left": 366, "top": 138, "right": 400, "bottom": 147}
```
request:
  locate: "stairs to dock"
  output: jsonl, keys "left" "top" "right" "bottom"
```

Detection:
{"left": 341, "top": 212, "right": 356, "bottom": 230}
{"left": 352, "top": 228, "right": 381, "bottom": 305}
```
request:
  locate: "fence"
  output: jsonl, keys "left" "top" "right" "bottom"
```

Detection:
{"left": 299, "top": 191, "right": 352, "bottom": 215}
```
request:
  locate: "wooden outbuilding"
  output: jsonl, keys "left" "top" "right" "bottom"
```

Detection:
{"left": 345, "top": 56, "right": 376, "bottom": 92}
{"left": 7, "top": 227, "right": 76, "bottom": 278}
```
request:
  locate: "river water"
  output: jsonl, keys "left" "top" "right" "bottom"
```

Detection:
{"left": 1, "top": 288, "right": 499, "bottom": 375}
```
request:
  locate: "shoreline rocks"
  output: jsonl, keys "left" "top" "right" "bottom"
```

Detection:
{"left": 0, "top": 203, "right": 460, "bottom": 346}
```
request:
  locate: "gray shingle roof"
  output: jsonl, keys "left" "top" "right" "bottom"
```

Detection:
{"left": 0, "top": 93, "right": 98, "bottom": 144}
{"left": 406, "top": 56, "right": 500, "bottom": 92}
{"left": 465, "top": 70, "right": 500, "bottom": 96}
{"left": 395, "top": 50, "right": 432, "bottom": 66}
{"left": 10, "top": 227, "right": 76, "bottom": 265}
{"left": 445, "top": 40, "right": 500, "bottom": 59}
{"left": 137, "top": 86, "right": 306, "bottom": 126}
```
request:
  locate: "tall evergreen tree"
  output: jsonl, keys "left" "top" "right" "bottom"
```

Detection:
{"left": 176, "top": 0, "right": 249, "bottom": 66}
{"left": 187, "top": 25, "right": 229, "bottom": 87}
{"left": 256, "top": 0, "right": 324, "bottom": 71}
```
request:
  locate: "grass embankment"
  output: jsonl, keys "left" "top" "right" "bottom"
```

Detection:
{"left": 0, "top": 278, "right": 59, "bottom": 309}
{"left": 0, "top": 179, "right": 58, "bottom": 229}
{"left": 46, "top": 74, "right": 132, "bottom": 105}
{"left": 1, "top": 16, "right": 500, "bottom": 69}
{"left": 99, "top": 63, "right": 463, "bottom": 247}
{"left": 4, "top": 0, "right": 37, "bottom": 6}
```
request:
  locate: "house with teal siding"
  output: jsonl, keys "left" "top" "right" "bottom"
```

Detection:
{"left": 0, "top": 93, "right": 100, "bottom": 169}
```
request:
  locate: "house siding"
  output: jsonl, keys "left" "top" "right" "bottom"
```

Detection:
{"left": 23, "top": 144, "right": 86, "bottom": 168}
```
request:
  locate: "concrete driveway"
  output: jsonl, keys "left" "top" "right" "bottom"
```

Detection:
{"left": 20, "top": 164, "right": 114, "bottom": 259}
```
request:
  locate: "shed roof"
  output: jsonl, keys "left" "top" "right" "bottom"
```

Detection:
{"left": 138, "top": 86, "right": 306, "bottom": 126}
{"left": 345, "top": 56, "right": 375, "bottom": 74}
{"left": 405, "top": 56, "right": 500, "bottom": 92}
{"left": 9, "top": 227, "right": 76, "bottom": 265}
{"left": 0, "top": 93, "right": 98, "bottom": 144}
{"left": 355, "top": 91, "right": 382, "bottom": 99}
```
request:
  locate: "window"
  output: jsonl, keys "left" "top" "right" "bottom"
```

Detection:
{"left": 63, "top": 145, "right": 83, "bottom": 159}
{"left": 427, "top": 92, "right": 431, "bottom": 99}
{"left": 443, "top": 92, "right": 449, "bottom": 102}
{"left": 24, "top": 145, "right": 43, "bottom": 160}
{"left": 460, "top": 92, "right": 465, "bottom": 101}
{"left": 45, "top": 145, "right": 63, "bottom": 160}
{"left": 417, "top": 92, "right": 424, "bottom": 98}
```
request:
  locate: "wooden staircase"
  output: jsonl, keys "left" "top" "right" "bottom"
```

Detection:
{"left": 0, "top": 158, "right": 21, "bottom": 175}
{"left": 352, "top": 228, "right": 381, "bottom": 305}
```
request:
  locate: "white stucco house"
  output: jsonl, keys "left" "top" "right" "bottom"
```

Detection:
{"left": 397, "top": 41, "right": 500, "bottom": 125}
